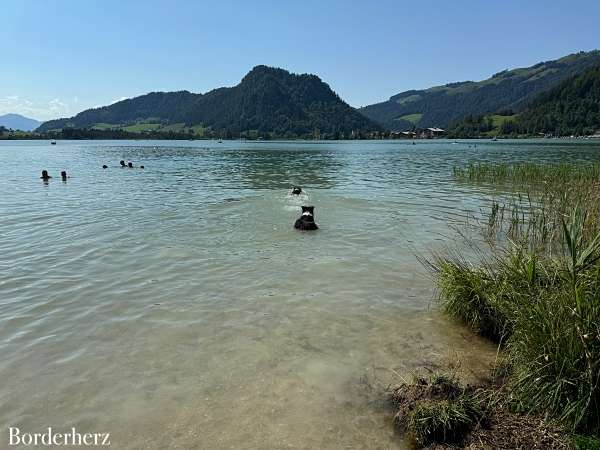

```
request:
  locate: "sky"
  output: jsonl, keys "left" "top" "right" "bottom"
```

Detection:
{"left": 1, "top": 0, "right": 599, "bottom": 121}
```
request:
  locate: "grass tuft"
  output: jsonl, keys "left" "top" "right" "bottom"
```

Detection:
{"left": 408, "top": 396, "right": 483, "bottom": 445}
{"left": 433, "top": 257, "right": 511, "bottom": 342}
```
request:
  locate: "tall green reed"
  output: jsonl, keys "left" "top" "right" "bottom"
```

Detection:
{"left": 432, "top": 162, "right": 600, "bottom": 434}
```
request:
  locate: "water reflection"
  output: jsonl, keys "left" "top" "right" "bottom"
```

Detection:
{"left": 214, "top": 147, "right": 344, "bottom": 190}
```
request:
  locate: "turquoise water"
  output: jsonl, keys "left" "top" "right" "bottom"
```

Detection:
{"left": 1, "top": 139, "right": 598, "bottom": 448}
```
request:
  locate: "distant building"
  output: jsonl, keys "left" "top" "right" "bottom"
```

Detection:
{"left": 390, "top": 128, "right": 445, "bottom": 139}
{"left": 389, "top": 131, "right": 416, "bottom": 139}
{"left": 419, "top": 127, "right": 445, "bottom": 138}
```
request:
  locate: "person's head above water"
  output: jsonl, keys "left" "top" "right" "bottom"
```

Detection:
{"left": 61, "top": 170, "right": 67, "bottom": 180}
{"left": 102, "top": 165, "right": 108, "bottom": 169}
{"left": 128, "top": 162, "right": 133, "bottom": 168}
{"left": 40, "top": 170, "right": 51, "bottom": 180}
{"left": 291, "top": 186, "right": 302, "bottom": 195}
{"left": 120, "top": 160, "right": 126, "bottom": 167}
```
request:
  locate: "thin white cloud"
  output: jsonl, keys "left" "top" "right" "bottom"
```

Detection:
{"left": 0, "top": 95, "right": 75, "bottom": 121}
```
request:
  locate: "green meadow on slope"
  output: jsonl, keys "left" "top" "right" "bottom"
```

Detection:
{"left": 448, "top": 65, "right": 600, "bottom": 137}
{"left": 360, "top": 50, "right": 600, "bottom": 131}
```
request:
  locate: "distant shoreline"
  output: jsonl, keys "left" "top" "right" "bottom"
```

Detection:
{"left": 3, "top": 132, "right": 600, "bottom": 142}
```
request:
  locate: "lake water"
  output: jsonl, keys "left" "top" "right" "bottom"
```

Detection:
{"left": 1, "top": 139, "right": 599, "bottom": 449}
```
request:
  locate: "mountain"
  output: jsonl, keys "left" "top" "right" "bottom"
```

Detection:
{"left": 515, "top": 65, "right": 600, "bottom": 136}
{"left": 504, "top": 65, "right": 600, "bottom": 137}
{"left": 0, "top": 113, "right": 41, "bottom": 131}
{"left": 359, "top": 50, "right": 600, "bottom": 131}
{"left": 37, "top": 66, "right": 381, "bottom": 138}
{"left": 446, "top": 65, "right": 600, "bottom": 138}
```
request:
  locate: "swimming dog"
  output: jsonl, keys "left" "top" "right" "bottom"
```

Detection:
{"left": 294, "top": 206, "right": 318, "bottom": 231}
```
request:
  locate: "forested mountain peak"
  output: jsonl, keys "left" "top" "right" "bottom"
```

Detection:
{"left": 37, "top": 66, "right": 379, "bottom": 138}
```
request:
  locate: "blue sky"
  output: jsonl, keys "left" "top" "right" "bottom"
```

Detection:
{"left": 2, "top": 0, "right": 599, "bottom": 121}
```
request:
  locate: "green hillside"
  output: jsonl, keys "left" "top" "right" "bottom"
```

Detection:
{"left": 511, "top": 65, "right": 600, "bottom": 136}
{"left": 37, "top": 66, "right": 380, "bottom": 139}
{"left": 360, "top": 50, "right": 600, "bottom": 131}
{"left": 447, "top": 65, "right": 600, "bottom": 138}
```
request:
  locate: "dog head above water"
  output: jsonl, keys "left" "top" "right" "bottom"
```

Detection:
{"left": 294, "top": 206, "right": 318, "bottom": 231}
{"left": 301, "top": 206, "right": 314, "bottom": 216}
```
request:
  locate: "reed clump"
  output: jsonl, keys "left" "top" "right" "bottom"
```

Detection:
{"left": 433, "top": 228, "right": 600, "bottom": 433}
{"left": 408, "top": 396, "right": 483, "bottom": 445}
{"left": 453, "top": 161, "right": 600, "bottom": 185}
{"left": 392, "top": 374, "right": 484, "bottom": 447}
{"left": 431, "top": 162, "right": 600, "bottom": 441}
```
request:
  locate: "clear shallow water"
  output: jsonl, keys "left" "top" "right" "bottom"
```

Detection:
{"left": 1, "top": 139, "right": 599, "bottom": 448}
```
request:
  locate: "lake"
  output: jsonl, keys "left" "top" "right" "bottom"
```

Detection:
{"left": 1, "top": 139, "right": 599, "bottom": 448}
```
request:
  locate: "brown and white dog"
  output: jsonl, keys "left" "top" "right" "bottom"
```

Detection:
{"left": 294, "top": 206, "right": 318, "bottom": 231}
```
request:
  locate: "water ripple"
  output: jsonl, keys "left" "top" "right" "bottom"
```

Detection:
{"left": 1, "top": 139, "right": 599, "bottom": 448}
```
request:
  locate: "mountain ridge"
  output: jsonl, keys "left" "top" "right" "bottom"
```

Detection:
{"left": 451, "top": 65, "right": 600, "bottom": 138}
{"left": 0, "top": 113, "right": 41, "bottom": 131}
{"left": 359, "top": 50, "right": 600, "bottom": 131}
{"left": 514, "top": 65, "right": 600, "bottom": 136}
{"left": 37, "top": 66, "right": 381, "bottom": 138}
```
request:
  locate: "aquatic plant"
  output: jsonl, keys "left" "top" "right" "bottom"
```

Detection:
{"left": 508, "top": 208, "right": 600, "bottom": 433}
{"left": 432, "top": 256, "right": 511, "bottom": 342}
{"left": 434, "top": 211, "right": 600, "bottom": 433}
{"left": 453, "top": 161, "right": 600, "bottom": 185}
{"left": 456, "top": 161, "right": 600, "bottom": 254}
{"left": 431, "top": 162, "right": 600, "bottom": 436}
